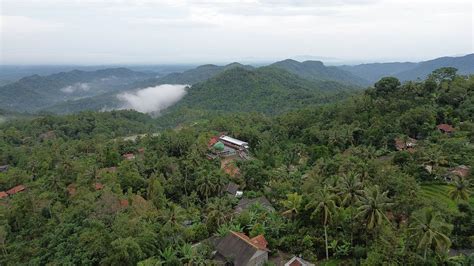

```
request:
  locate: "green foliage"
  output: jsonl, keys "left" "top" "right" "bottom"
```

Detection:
{"left": 0, "top": 69, "right": 472, "bottom": 265}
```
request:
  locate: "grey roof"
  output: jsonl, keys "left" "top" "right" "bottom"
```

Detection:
{"left": 215, "top": 232, "right": 266, "bottom": 266}
{"left": 285, "top": 256, "right": 315, "bottom": 266}
{"left": 235, "top": 196, "right": 274, "bottom": 213}
{"left": 219, "top": 135, "right": 248, "bottom": 147}
{"left": 0, "top": 165, "right": 9, "bottom": 172}
{"left": 225, "top": 182, "right": 240, "bottom": 195}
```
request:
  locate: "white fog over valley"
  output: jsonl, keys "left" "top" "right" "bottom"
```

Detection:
{"left": 117, "top": 84, "right": 188, "bottom": 114}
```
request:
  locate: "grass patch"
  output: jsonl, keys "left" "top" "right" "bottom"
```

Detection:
{"left": 420, "top": 184, "right": 474, "bottom": 212}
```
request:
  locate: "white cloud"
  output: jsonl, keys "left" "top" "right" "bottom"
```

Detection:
{"left": 0, "top": 15, "right": 63, "bottom": 34}
{"left": 60, "top": 83, "right": 91, "bottom": 93}
{"left": 117, "top": 84, "right": 188, "bottom": 114}
{"left": 0, "top": 0, "right": 472, "bottom": 64}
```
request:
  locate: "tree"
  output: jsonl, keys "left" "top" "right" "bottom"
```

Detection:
{"left": 147, "top": 175, "right": 167, "bottom": 209}
{"left": 106, "top": 237, "right": 144, "bottom": 266}
{"left": 305, "top": 185, "right": 338, "bottom": 260}
{"left": 281, "top": 192, "right": 302, "bottom": 220}
{"left": 409, "top": 208, "right": 452, "bottom": 260}
{"left": 196, "top": 173, "right": 219, "bottom": 202}
{"left": 399, "top": 107, "right": 436, "bottom": 138}
{"left": 206, "top": 197, "right": 233, "bottom": 228}
{"left": 448, "top": 177, "right": 471, "bottom": 202}
{"left": 356, "top": 185, "right": 392, "bottom": 231}
{"left": 337, "top": 173, "right": 364, "bottom": 245}
{"left": 429, "top": 67, "right": 458, "bottom": 83}
{"left": 374, "top": 77, "right": 401, "bottom": 96}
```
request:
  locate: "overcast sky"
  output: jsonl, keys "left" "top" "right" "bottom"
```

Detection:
{"left": 0, "top": 0, "right": 473, "bottom": 65}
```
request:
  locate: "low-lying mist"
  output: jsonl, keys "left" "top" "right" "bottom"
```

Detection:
{"left": 117, "top": 84, "right": 188, "bottom": 114}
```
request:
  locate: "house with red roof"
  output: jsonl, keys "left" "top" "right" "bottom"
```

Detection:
{"left": 0, "top": 191, "right": 8, "bottom": 199}
{"left": 6, "top": 185, "right": 26, "bottom": 195}
{"left": 437, "top": 124, "right": 455, "bottom": 134}
{"left": 215, "top": 231, "right": 269, "bottom": 266}
{"left": 94, "top": 182, "right": 104, "bottom": 190}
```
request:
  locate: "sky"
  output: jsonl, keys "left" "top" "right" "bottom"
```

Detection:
{"left": 0, "top": 0, "right": 473, "bottom": 65}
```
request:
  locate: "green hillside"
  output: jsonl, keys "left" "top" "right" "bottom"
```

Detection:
{"left": 0, "top": 68, "right": 153, "bottom": 113}
{"left": 157, "top": 66, "right": 356, "bottom": 126}
{"left": 271, "top": 59, "right": 369, "bottom": 86}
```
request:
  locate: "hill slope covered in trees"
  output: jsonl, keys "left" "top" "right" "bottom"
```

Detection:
{"left": 0, "top": 68, "right": 153, "bottom": 113}
{"left": 0, "top": 68, "right": 473, "bottom": 265}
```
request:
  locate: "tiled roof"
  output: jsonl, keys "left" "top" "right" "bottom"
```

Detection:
{"left": 216, "top": 231, "right": 269, "bottom": 266}
{"left": 6, "top": 185, "right": 26, "bottom": 195}
{"left": 437, "top": 124, "right": 455, "bottom": 133}
{"left": 94, "top": 182, "right": 104, "bottom": 190}
{"left": 0, "top": 191, "right": 8, "bottom": 199}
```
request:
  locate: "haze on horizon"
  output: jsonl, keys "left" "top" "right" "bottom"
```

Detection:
{"left": 0, "top": 0, "right": 473, "bottom": 65}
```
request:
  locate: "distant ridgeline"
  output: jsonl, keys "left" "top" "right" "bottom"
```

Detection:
{"left": 0, "top": 54, "right": 472, "bottom": 125}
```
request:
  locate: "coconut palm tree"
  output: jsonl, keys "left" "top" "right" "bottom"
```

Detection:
{"left": 409, "top": 208, "right": 452, "bottom": 260}
{"left": 305, "top": 185, "right": 338, "bottom": 260}
{"left": 448, "top": 177, "right": 471, "bottom": 202}
{"left": 281, "top": 192, "right": 302, "bottom": 220}
{"left": 196, "top": 174, "right": 219, "bottom": 202}
{"left": 206, "top": 197, "right": 233, "bottom": 227}
{"left": 337, "top": 173, "right": 364, "bottom": 245}
{"left": 355, "top": 185, "right": 392, "bottom": 231}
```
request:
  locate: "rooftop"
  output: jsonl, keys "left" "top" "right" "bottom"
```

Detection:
{"left": 220, "top": 135, "right": 249, "bottom": 147}
{"left": 437, "top": 124, "right": 455, "bottom": 133}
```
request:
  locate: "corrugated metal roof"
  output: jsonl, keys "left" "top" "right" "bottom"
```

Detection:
{"left": 219, "top": 136, "right": 248, "bottom": 146}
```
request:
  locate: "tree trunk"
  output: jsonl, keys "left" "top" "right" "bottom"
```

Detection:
{"left": 324, "top": 225, "right": 329, "bottom": 260}
{"left": 350, "top": 207, "right": 354, "bottom": 247}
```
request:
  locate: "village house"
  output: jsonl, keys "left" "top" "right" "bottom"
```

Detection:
{"left": 437, "top": 124, "right": 455, "bottom": 134}
{"left": 394, "top": 137, "right": 417, "bottom": 151}
{"left": 122, "top": 153, "right": 135, "bottom": 160}
{"left": 444, "top": 165, "right": 471, "bottom": 182}
{"left": 6, "top": 185, "right": 26, "bottom": 195}
{"left": 0, "top": 165, "right": 9, "bottom": 173}
{"left": 235, "top": 196, "right": 275, "bottom": 214}
{"left": 0, "top": 191, "right": 8, "bottom": 199}
{"left": 224, "top": 182, "right": 243, "bottom": 198}
{"left": 208, "top": 134, "right": 251, "bottom": 159}
{"left": 285, "top": 256, "right": 315, "bottom": 266}
{"left": 215, "top": 231, "right": 269, "bottom": 266}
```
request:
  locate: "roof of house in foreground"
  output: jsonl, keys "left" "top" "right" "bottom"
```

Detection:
{"left": 216, "top": 231, "right": 268, "bottom": 265}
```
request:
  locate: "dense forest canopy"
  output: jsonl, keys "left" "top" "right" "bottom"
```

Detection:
{"left": 0, "top": 68, "right": 473, "bottom": 265}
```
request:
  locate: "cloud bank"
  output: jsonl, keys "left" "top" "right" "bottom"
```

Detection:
{"left": 60, "top": 83, "right": 91, "bottom": 93}
{"left": 117, "top": 84, "right": 188, "bottom": 114}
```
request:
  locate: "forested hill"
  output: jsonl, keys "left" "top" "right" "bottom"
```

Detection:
{"left": 131, "top": 62, "right": 254, "bottom": 88}
{"left": 0, "top": 68, "right": 153, "bottom": 113}
{"left": 0, "top": 68, "right": 473, "bottom": 265}
{"left": 340, "top": 53, "right": 474, "bottom": 83}
{"left": 271, "top": 59, "right": 370, "bottom": 86}
{"left": 156, "top": 66, "right": 356, "bottom": 126}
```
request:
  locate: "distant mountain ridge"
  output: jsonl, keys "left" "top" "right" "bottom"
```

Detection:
{"left": 0, "top": 68, "right": 153, "bottom": 112}
{"left": 339, "top": 53, "right": 474, "bottom": 83}
{"left": 271, "top": 59, "right": 369, "bottom": 86}
{"left": 131, "top": 62, "right": 254, "bottom": 88}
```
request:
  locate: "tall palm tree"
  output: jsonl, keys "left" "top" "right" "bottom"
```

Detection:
{"left": 196, "top": 174, "right": 218, "bottom": 202}
{"left": 448, "top": 177, "right": 471, "bottom": 202}
{"left": 206, "top": 198, "right": 233, "bottom": 227}
{"left": 305, "top": 185, "right": 338, "bottom": 260}
{"left": 409, "top": 208, "right": 452, "bottom": 260}
{"left": 281, "top": 192, "right": 302, "bottom": 220}
{"left": 337, "top": 173, "right": 364, "bottom": 245}
{"left": 355, "top": 185, "right": 392, "bottom": 231}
